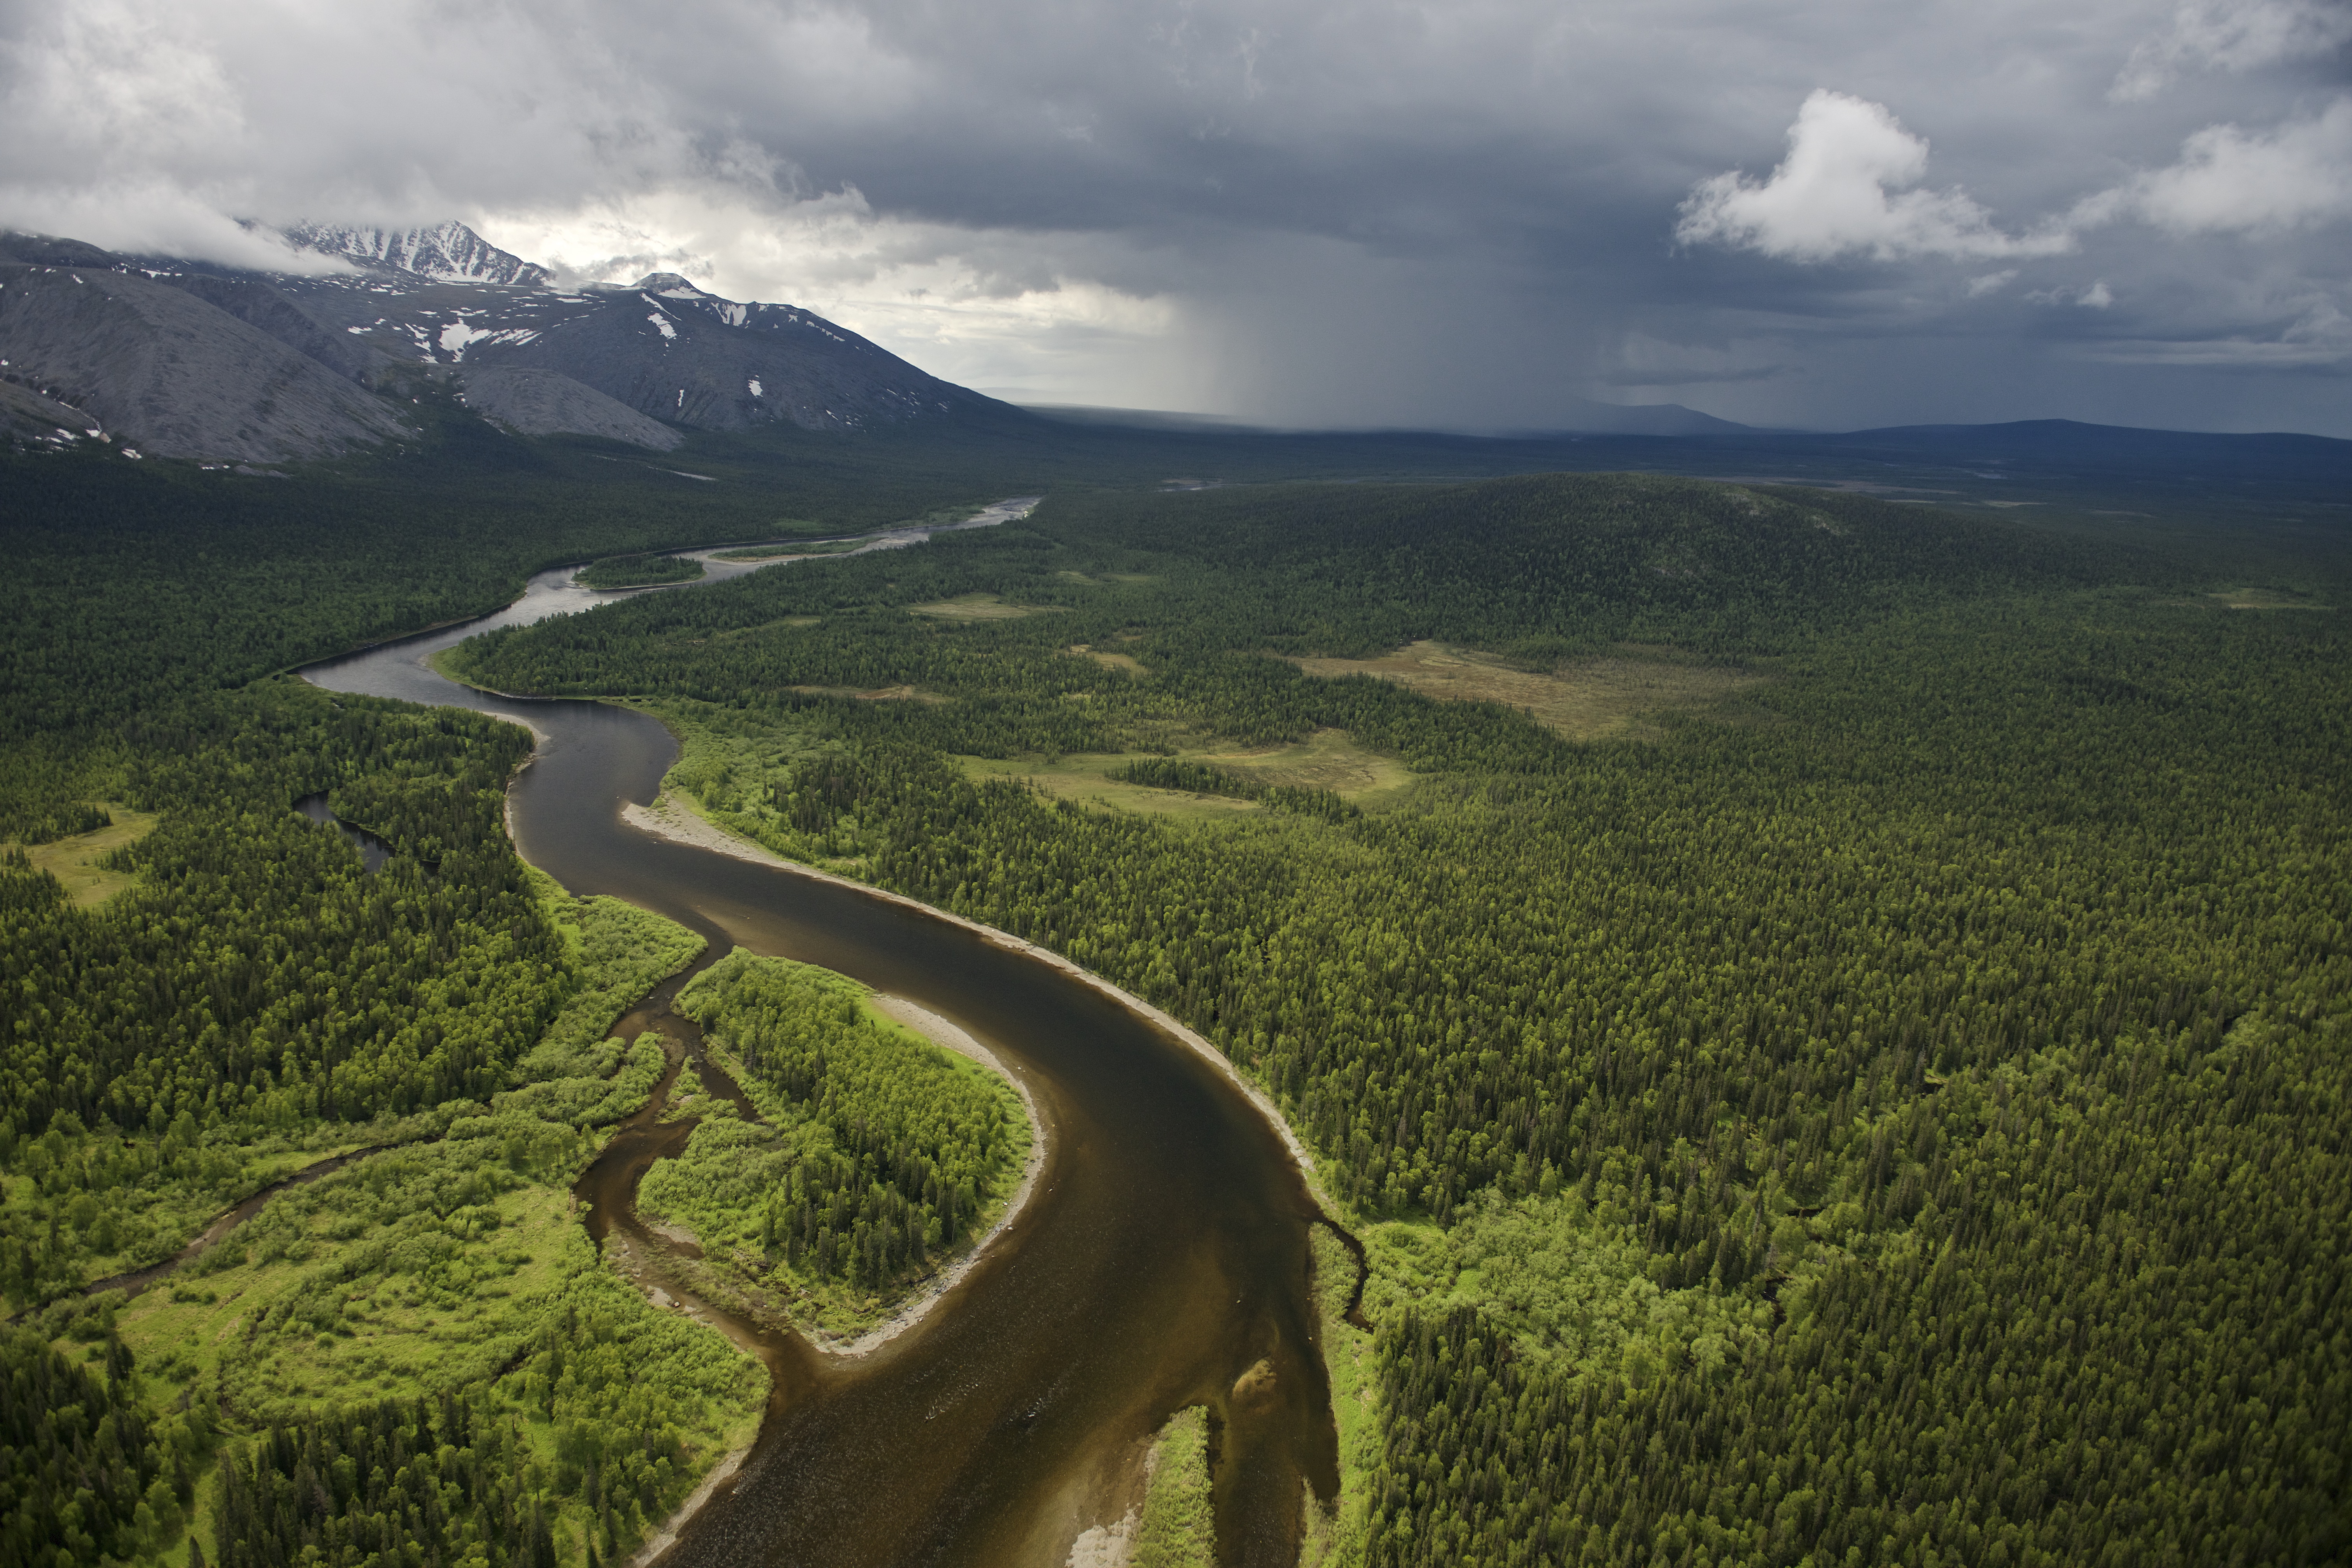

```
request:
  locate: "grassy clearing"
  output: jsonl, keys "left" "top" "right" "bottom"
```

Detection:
{"left": 1307, "top": 1226, "right": 1375, "bottom": 1566}
{"left": 1199, "top": 728, "right": 1417, "bottom": 806}
{"left": 960, "top": 754, "right": 1265, "bottom": 822}
{"left": 1131, "top": 1407, "right": 1217, "bottom": 1568}
{"left": 114, "top": 1146, "right": 586, "bottom": 1420}
{"left": 1069, "top": 643, "right": 1145, "bottom": 672}
{"left": 1288, "top": 640, "right": 1769, "bottom": 740}
{"left": 2210, "top": 586, "right": 2332, "bottom": 610}
{"left": 10, "top": 802, "right": 161, "bottom": 907}
{"left": 908, "top": 592, "right": 1059, "bottom": 621}
{"left": 783, "top": 682, "right": 938, "bottom": 702}
{"left": 89, "top": 877, "right": 754, "bottom": 1568}
{"left": 957, "top": 729, "right": 1414, "bottom": 822}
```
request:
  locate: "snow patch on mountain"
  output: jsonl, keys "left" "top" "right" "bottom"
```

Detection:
{"left": 439, "top": 320, "right": 494, "bottom": 359}
{"left": 281, "top": 221, "right": 553, "bottom": 288}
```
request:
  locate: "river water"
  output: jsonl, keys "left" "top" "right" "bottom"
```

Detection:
{"left": 302, "top": 504, "right": 1336, "bottom": 1568}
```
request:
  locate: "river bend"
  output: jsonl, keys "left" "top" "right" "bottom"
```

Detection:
{"left": 303, "top": 506, "right": 1336, "bottom": 1568}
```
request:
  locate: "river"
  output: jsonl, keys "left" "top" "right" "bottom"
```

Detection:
{"left": 302, "top": 503, "right": 1338, "bottom": 1568}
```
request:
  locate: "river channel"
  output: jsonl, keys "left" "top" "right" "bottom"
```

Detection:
{"left": 302, "top": 504, "right": 1338, "bottom": 1568}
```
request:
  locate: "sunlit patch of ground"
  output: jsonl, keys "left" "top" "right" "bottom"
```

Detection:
{"left": 1287, "top": 641, "right": 1770, "bottom": 740}
{"left": 908, "top": 593, "right": 1059, "bottom": 620}
{"left": 785, "top": 684, "right": 941, "bottom": 702}
{"left": 113, "top": 1180, "right": 576, "bottom": 1416}
{"left": 1196, "top": 727, "right": 1418, "bottom": 806}
{"left": 1069, "top": 644, "right": 1144, "bottom": 672}
{"left": 959, "top": 754, "right": 1264, "bottom": 822}
{"left": 2209, "top": 587, "right": 2331, "bottom": 611}
{"left": 12, "top": 803, "right": 161, "bottom": 907}
{"left": 957, "top": 729, "right": 1414, "bottom": 821}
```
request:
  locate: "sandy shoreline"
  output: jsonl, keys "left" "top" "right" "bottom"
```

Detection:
{"left": 620, "top": 793, "right": 1321, "bottom": 1185}
{"left": 551, "top": 786, "right": 1328, "bottom": 1568}
{"left": 598, "top": 984, "right": 1054, "bottom": 1568}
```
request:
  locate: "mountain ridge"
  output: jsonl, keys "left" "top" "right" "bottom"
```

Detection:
{"left": 0, "top": 224, "right": 1009, "bottom": 462}
{"left": 277, "top": 220, "right": 555, "bottom": 287}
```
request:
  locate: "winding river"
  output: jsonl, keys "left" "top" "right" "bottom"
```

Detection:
{"left": 303, "top": 504, "right": 1338, "bottom": 1568}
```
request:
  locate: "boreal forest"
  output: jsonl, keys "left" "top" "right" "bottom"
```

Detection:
{"left": 0, "top": 415, "right": 2346, "bottom": 1568}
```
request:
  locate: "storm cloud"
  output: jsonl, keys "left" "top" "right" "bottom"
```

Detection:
{"left": 2, "top": 0, "right": 2346, "bottom": 433}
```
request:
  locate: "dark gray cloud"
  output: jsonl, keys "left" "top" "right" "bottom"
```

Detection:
{"left": 3, "top": 0, "right": 2346, "bottom": 433}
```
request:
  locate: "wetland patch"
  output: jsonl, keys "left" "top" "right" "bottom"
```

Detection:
{"left": 1288, "top": 640, "right": 1769, "bottom": 740}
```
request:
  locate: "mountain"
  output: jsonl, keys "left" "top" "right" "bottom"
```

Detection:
{"left": 0, "top": 236, "right": 415, "bottom": 462}
{"left": 271, "top": 264, "right": 995, "bottom": 434}
{"left": 0, "top": 224, "right": 1009, "bottom": 462}
{"left": 278, "top": 220, "right": 555, "bottom": 287}
{"left": 454, "top": 366, "right": 683, "bottom": 450}
{"left": 1544, "top": 396, "right": 1755, "bottom": 436}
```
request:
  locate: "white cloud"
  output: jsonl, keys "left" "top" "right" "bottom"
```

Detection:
{"left": 1676, "top": 91, "right": 2073, "bottom": 263}
{"left": 2076, "top": 97, "right": 2352, "bottom": 235}
{"left": 479, "top": 188, "right": 1183, "bottom": 406}
{"left": 0, "top": 0, "right": 2346, "bottom": 429}
{"left": 2028, "top": 280, "right": 2115, "bottom": 308}
{"left": 2112, "top": 0, "right": 2352, "bottom": 102}
{"left": 1967, "top": 269, "right": 2019, "bottom": 296}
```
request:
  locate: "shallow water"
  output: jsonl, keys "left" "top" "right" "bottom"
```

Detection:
{"left": 302, "top": 503, "right": 1336, "bottom": 1567}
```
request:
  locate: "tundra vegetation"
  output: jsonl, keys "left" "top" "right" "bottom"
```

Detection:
{"left": 448, "top": 475, "right": 2352, "bottom": 1568}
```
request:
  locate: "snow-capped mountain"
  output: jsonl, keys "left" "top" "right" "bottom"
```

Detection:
{"left": 280, "top": 220, "right": 554, "bottom": 288}
{"left": 277, "top": 261, "right": 984, "bottom": 435}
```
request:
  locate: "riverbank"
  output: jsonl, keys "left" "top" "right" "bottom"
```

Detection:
{"left": 833, "top": 996, "right": 1050, "bottom": 1358}
{"left": 620, "top": 791, "right": 1325, "bottom": 1194}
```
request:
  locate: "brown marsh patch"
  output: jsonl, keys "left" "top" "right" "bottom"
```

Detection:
{"left": 2209, "top": 587, "right": 2331, "bottom": 611}
{"left": 957, "top": 755, "right": 1264, "bottom": 822}
{"left": 1070, "top": 644, "right": 1145, "bottom": 672}
{"left": 1288, "top": 641, "right": 1769, "bottom": 740}
{"left": 908, "top": 593, "right": 1058, "bottom": 621}
{"left": 955, "top": 729, "right": 1414, "bottom": 821}
{"left": 1194, "top": 728, "right": 1416, "bottom": 806}
{"left": 786, "top": 684, "right": 942, "bottom": 703}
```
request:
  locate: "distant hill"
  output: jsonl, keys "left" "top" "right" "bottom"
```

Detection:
{"left": 1028, "top": 396, "right": 1755, "bottom": 438}
{"left": 0, "top": 223, "right": 1009, "bottom": 463}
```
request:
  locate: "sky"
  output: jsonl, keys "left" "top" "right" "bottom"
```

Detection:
{"left": 2, "top": 0, "right": 2347, "bottom": 435}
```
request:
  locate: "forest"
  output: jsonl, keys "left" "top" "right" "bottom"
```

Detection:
{"left": 2, "top": 418, "right": 2346, "bottom": 1568}
{"left": 0, "top": 647, "right": 796, "bottom": 1568}
{"left": 447, "top": 473, "right": 2351, "bottom": 1566}
{"left": 634, "top": 950, "right": 1030, "bottom": 1337}
{"left": 575, "top": 554, "right": 705, "bottom": 591}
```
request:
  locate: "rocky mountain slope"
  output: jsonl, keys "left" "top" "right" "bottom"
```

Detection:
{"left": 0, "top": 243, "right": 415, "bottom": 463}
{"left": 0, "top": 222, "right": 1004, "bottom": 463}
{"left": 282, "top": 221, "right": 555, "bottom": 287}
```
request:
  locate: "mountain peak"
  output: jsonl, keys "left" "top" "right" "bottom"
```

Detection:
{"left": 280, "top": 220, "right": 551, "bottom": 288}
{"left": 630, "top": 272, "right": 712, "bottom": 297}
